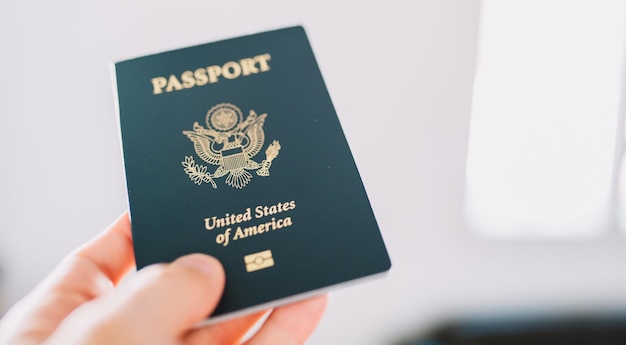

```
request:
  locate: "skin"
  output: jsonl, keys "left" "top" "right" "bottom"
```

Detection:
{"left": 0, "top": 212, "right": 327, "bottom": 345}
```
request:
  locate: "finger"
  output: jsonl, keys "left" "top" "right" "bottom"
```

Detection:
{"left": 0, "top": 212, "right": 135, "bottom": 345}
{"left": 35, "top": 211, "right": 135, "bottom": 317}
{"left": 245, "top": 294, "right": 328, "bottom": 345}
{"left": 185, "top": 310, "right": 268, "bottom": 345}
{"left": 111, "top": 254, "right": 225, "bottom": 337}
{"left": 72, "top": 211, "right": 135, "bottom": 285}
{"left": 0, "top": 257, "right": 116, "bottom": 345}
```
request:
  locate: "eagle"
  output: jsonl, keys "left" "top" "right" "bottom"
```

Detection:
{"left": 183, "top": 109, "right": 267, "bottom": 189}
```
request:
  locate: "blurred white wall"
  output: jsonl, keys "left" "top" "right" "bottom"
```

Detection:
{"left": 2, "top": 1, "right": 626, "bottom": 344}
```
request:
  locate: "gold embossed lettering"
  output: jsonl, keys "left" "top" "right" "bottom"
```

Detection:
{"left": 205, "top": 217, "right": 217, "bottom": 230}
{"left": 239, "top": 58, "right": 258, "bottom": 76}
{"left": 206, "top": 65, "right": 222, "bottom": 83}
{"left": 150, "top": 53, "right": 272, "bottom": 94}
{"left": 222, "top": 61, "right": 241, "bottom": 79}
{"left": 194, "top": 68, "right": 208, "bottom": 86}
{"left": 243, "top": 226, "right": 258, "bottom": 237}
{"left": 165, "top": 74, "right": 183, "bottom": 92}
{"left": 215, "top": 217, "right": 226, "bottom": 228}
{"left": 233, "top": 227, "right": 244, "bottom": 240}
{"left": 283, "top": 217, "right": 292, "bottom": 227}
{"left": 255, "top": 205, "right": 264, "bottom": 218}
{"left": 205, "top": 208, "right": 252, "bottom": 230}
{"left": 256, "top": 53, "right": 271, "bottom": 72}
{"left": 243, "top": 208, "right": 252, "bottom": 221}
{"left": 181, "top": 71, "right": 195, "bottom": 89}
{"left": 151, "top": 77, "right": 167, "bottom": 94}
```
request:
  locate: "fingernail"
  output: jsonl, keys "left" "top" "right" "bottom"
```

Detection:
{"left": 176, "top": 254, "right": 218, "bottom": 275}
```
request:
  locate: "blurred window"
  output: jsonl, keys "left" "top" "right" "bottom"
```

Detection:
{"left": 465, "top": 0, "right": 626, "bottom": 238}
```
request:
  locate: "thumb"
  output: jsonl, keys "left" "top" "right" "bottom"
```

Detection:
{"left": 112, "top": 254, "right": 225, "bottom": 336}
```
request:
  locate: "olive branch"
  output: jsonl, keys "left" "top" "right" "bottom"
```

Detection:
{"left": 182, "top": 156, "right": 217, "bottom": 188}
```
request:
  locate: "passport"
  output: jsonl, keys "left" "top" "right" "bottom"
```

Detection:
{"left": 112, "top": 26, "right": 391, "bottom": 320}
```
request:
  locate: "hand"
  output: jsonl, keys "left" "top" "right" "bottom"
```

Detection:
{"left": 0, "top": 212, "right": 327, "bottom": 345}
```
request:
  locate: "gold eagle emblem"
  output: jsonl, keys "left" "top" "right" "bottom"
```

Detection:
{"left": 182, "top": 103, "right": 280, "bottom": 189}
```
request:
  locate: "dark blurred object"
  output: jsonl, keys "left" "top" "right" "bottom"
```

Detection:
{"left": 406, "top": 313, "right": 626, "bottom": 345}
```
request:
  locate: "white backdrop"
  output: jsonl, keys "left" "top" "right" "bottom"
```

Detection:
{"left": 2, "top": 1, "right": 626, "bottom": 344}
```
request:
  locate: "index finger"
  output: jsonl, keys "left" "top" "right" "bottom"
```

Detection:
{"left": 72, "top": 211, "right": 135, "bottom": 285}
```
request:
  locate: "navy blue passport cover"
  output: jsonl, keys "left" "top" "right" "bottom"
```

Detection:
{"left": 113, "top": 26, "right": 391, "bottom": 318}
